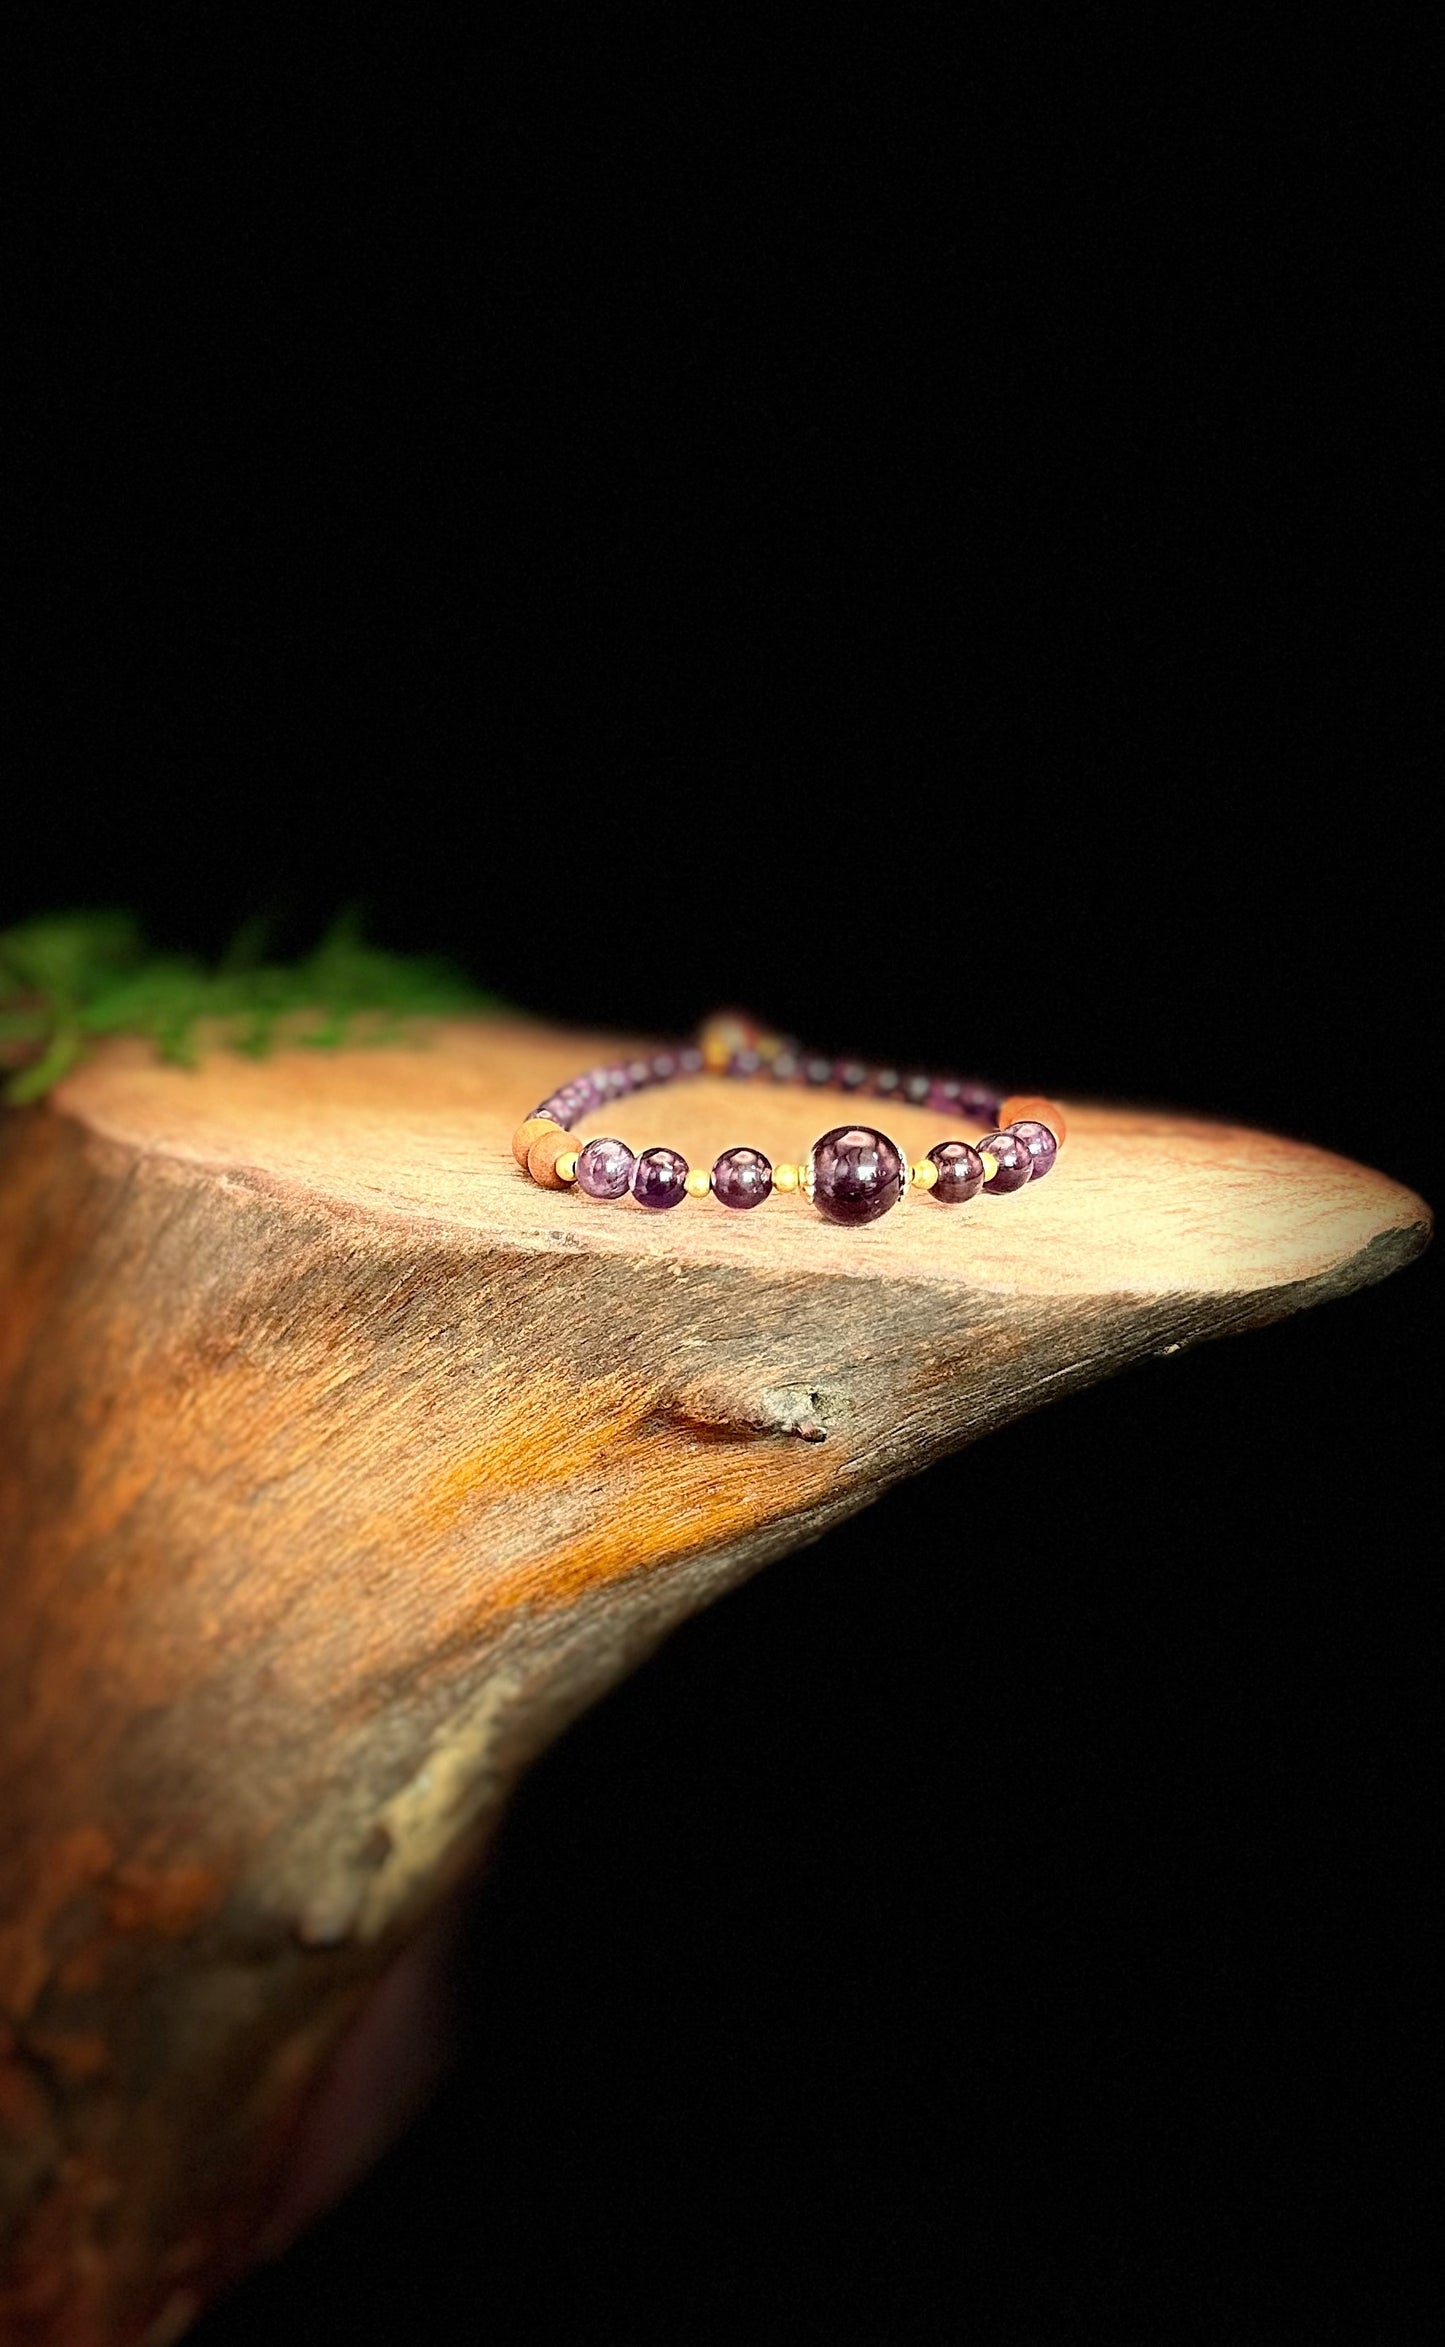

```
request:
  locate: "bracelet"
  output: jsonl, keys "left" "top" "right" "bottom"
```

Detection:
{"left": 511, "top": 1012, "right": 1066, "bottom": 1227}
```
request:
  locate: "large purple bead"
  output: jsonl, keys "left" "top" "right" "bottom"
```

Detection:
{"left": 712, "top": 1146, "right": 773, "bottom": 1209}
{"left": 806, "top": 1125, "right": 907, "bottom": 1225}
{"left": 1007, "top": 1119, "right": 1059, "bottom": 1180}
{"left": 927, "top": 1140, "right": 985, "bottom": 1203}
{"left": 976, "top": 1129, "right": 1033, "bottom": 1193}
{"left": 576, "top": 1136, "right": 635, "bottom": 1200}
{"left": 631, "top": 1146, "right": 690, "bottom": 1209}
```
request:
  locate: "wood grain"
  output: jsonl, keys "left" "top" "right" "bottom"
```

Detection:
{"left": 0, "top": 1016, "right": 1429, "bottom": 2345}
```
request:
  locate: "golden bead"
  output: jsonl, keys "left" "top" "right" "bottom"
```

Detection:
{"left": 978, "top": 1148, "right": 1001, "bottom": 1185}
{"left": 909, "top": 1158, "right": 939, "bottom": 1191}
{"left": 555, "top": 1151, "right": 580, "bottom": 1182}
{"left": 698, "top": 1011, "right": 757, "bottom": 1072}
{"left": 685, "top": 1167, "right": 712, "bottom": 1198}
{"left": 997, "top": 1094, "right": 1068, "bottom": 1145}
{"left": 527, "top": 1129, "right": 583, "bottom": 1188}
{"left": 773, "top": 1163, "right": 800, "bottom": 1191}
{"left": 512, "top": 1115, "right": 560, "bottom": 1168}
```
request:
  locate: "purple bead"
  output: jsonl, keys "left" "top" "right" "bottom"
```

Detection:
{"left": 770, "top": 1050, "right": 802, "bottom": 1083}
{"left": 927, "top": 1078, "right": 963, "bottom": 1117}
{"left": 649, "top": 1050, "right": 679, "bottom": 1083}
{"left": 901, "top": 1071, "right": 932, "bottom": 1105}
{"left": 576, "top": 1136, "right": 635, "bottom": 1200}
{"left": 1007, "top": 1119, "right": 1059, "bottom": 1180}
{"left": 803, "top": 1055, "right": 833, "bottom": 1086}
{"left": 976, "top": 1129, "right": 1033, "bottom": 1193}
{"left": 835, "top": 1059, "right": 869, "bottom": 1091}
{"left": 626, "top": 1057, "right": 654, "bottom": 1088}
{"left": 806, "top": 1125, "right": 907, "bottom": 1225}
{"left": 959, "top": 1084, "right": 1002, "bottom": 1127}
{"left": 712, "top": 1146, "right": 773, "bottom": 1209}
{"left": 679, "top": 1046, "right": 705, "bottom": 1074}
{"left": 927, "top": 1140, "right": 985, "bottom": 1203}
{"left": 730, "top": 1047, "right": 764, "bottom": 1077}
{"left": 631, "top": 1146, "right": 690, "bottom": 1209}
{"left": 871, "top": 1068, "right": 901, "bottom": 1099}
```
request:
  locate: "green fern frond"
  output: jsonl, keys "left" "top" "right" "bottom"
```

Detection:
{"left": 0, "top": 911, "right": 500, "bottom": 1105}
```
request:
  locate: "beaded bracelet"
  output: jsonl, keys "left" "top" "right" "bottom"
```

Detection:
{"left": 512, "top": 1013, "right": 1066, "bottom": 1227}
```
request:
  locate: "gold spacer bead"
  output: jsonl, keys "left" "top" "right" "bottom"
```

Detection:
{"left": 555, "top": 1151, "right": 580, "bottom": 1182}
{"left": 685, "top": 1167, "right": 712, "bottom": 1197}
{"left": 910, "top": 1159, "right": 939, "bottom": 1191}
{"left": 773, "top": 1163, "right": 800, "bottom": 1191}
{"left": 978, "top": 1149, "right": 1001, "bottom": 1185}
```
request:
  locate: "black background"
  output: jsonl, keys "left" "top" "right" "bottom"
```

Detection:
{"left": 8, "top": 14, "right": 1437, "bottom": 2343}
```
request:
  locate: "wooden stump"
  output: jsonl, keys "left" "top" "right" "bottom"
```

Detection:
{"left": 0, "top": 1017, "right": 1429, "bottom": 2345}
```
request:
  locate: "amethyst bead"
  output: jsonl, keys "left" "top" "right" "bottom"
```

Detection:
{"left": 902, "top": 1071, "right": 932, "bottom": 1105}
{"left": 576, "top": 1136, "right": 635, "bottom": 1201}
{"left": 806, "top": 1125, "right": 907, "bottom": 1225}
{"left": 976, "top": 1129, "right": 1034, "bottom": 1193}
{"left": 631, "top": 1146, "right": 690, "bottom": 1209}
{"left": 927, "top": 1140, "right": 985, "bottom": 1203}
{"left": 712, "top": 1146, "right": 773, "bottom": 1209}
{"left": 835, "top": 1059, "right": 869, "bottom": 1091}
{"left": 1007, "top": 1118, "right": 1059, "bottom": 1180}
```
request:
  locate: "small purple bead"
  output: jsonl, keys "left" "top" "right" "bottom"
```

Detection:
{"left": 976, "top": 1129, "right": 1034, "bottom": 1193}
{"left": 730, "top": 1047, "right": 764, "bottom": 1077}
{"left": 770, "top": 1050, "right": 802, "bottom": 1083}
{"left": 712, "top": 1146, "right": 773, "bottom": 1209}
{"left": 927, "top": 1140, "right": 985, "bottom": 1203}
{"left": 959, "top": 1084, "right": 1003, "bottom": 1127}
{"left": 626, "top": 1058, "right": 654, "bottom": 1088}
{"left": 649, "top": 1051, "right": 679, "bottom": 1083}
{"left": 679, "top": 1046, "right": 705, "bottom": 1074}
{"left": 1007, "top": 1119, "right": 1059, "bottom": 1180}
{"left": 872, "top": 1068, "right": 902, "bottom": 1099}
{"left": 803, "top": 1055, "right": 833, "bottom": 1086}
{"left": 901, "top": 1071, "right": 932, "bottom": 1105}
{"left": 807, "top": 1125, "right": 907, "bottom": 1225}
{"left": 576, "top": 1136, "right": 636, "bottom": 1200}
{"left": 631, "top": 1145, "right": 690, "bottom": 1209}
{"left": 835, "top": 1059, "right": 869, "bottom": 1091}
{"left": 927, "top": 1078, "right": 963, "bottom": 1117}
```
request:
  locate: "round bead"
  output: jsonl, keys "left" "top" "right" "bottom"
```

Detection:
{"left": 975, "top": 1130, "right": 1034, "bottom": 1193}
{"left": 631, "top": 1146, "right": 690, "bottom": 1210}
{"left": 712, "top": 1146, "right": 773, "bottom": 1209}
{"left": 575, "top": 1137, "right": 635, "bottom": 1200}
{"left": 685, "top": 1167, "right": 713, "bottom": 1198}
{"left": 512, "top": 1115, "right": 560, "bottom": 1168}
{"left": 527, "top": 1128, "right": 584, "bottom": 1188}
{"left": 699, "top": 1013, "right": 757, "bottom": 1072}
{"left": 909, "top": 1159, "right": 939, "bottom": 1191}
{"left": 806, "top": 1126, "right": 907, "bottom": 1225}
{"left": 1006, "top": 1118, "right": 1059, "bottom": 1179}
{"left": 998, "top": 1094, "right": 1068, "bottom": 1146}
{"left": 901, "top": 1071, "right": 932, "bottom": 1105}
{"left": 927, "top": 1140, "right": 985, "bottom": 1203}
{"left": 555, "top": 1152, "right": 580, "bottom": 1182}
{"left": 773, "top": 1163, "right": 800, "bottom": 1191}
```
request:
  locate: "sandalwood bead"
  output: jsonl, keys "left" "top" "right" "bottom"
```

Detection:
{"left": 997, "top": 1095, "right": 1068, "bottom": 1146}
{"left": 512, "top": 1115, "right": 560, "bottom": 1168}
{"left": 527, "top": 1128, "right": 584, "bottom": 1188}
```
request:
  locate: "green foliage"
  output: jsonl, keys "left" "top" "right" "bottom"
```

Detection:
{"left": 0, "top": 910, "right": 500, "bottom": 1104}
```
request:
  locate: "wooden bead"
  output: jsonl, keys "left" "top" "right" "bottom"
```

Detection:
{"left": 909, "top": 1159, "right": 939, "bottom": 1191}
{"left": 512, "top": 1115, "right": 560, "bottom": 1168}
{"left": 998, "top": 1095, "right": 1068, "bottom": 1146}
{"left": 684, "top": 1168, "right": 712, "bottom": 1198}
{"left": 527, "top": 1129, "right": 583, "bottom": 1188}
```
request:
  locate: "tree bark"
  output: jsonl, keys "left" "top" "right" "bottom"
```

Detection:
{"left": 0, "top": 1017, "right": 1429, "bottom": 2345}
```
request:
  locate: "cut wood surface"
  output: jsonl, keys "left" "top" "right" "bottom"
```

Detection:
{"left": 0, "top": 1015, "right": 1430, "bottom": 2346}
